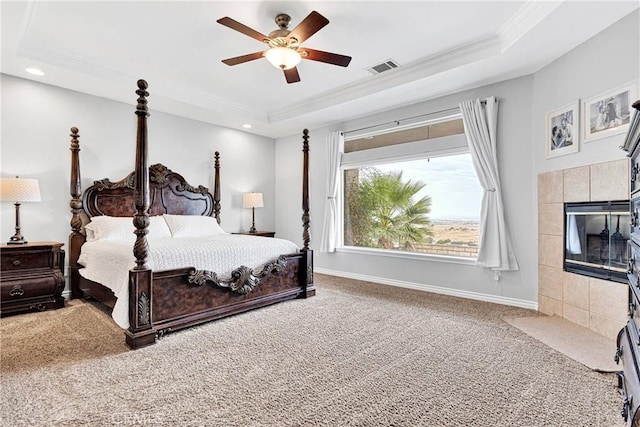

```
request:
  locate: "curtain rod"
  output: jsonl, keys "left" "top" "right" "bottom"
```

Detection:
{"left": 343, "top": 99, "right": 490, "bottom": 137}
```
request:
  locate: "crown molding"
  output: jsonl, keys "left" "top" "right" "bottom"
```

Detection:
{"left": 269, "top": 0, "right": 564, "bottom": 125}
{"left": 498, "top": 0, "right": 563, "bottom": 52}
{"left": 268, "top": 35, "right": 503, "bottom": 124}
{"left": 15, "top": 1, "right": 266, "bottom": 122}
{"left": 16, "top": 40, "right": 267, "bottom": 122}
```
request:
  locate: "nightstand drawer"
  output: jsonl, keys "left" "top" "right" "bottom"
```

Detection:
{"left": 1, "top": 250, "right": 50, "bottom": 271}
{"left": 0, "top": 273, "right": 60, "bottom": 301}
{"left": 0, "top": 242, "right": 65, "bottom": 316}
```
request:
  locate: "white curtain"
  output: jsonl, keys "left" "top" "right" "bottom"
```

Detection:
{"left": 459, "top": 97, "right": 519, "bottom": 279}
{"left": 320, "top": 131, "right": 344, "bottom": 253}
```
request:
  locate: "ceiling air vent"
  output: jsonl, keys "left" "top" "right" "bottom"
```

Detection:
{"left": 367, "top": 59, "right": 400, "bottom": 75}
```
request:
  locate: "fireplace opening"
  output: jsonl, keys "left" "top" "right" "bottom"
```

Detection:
{"left": 564, "top": 200, "right": 629, "bottom": 283}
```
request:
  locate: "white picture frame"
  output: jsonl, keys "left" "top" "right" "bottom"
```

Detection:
{"left": 545, "top": 100, "right": 579, "bottom": 159}
{"left": 582, "top": 82, "right": 637, "bottom": 143}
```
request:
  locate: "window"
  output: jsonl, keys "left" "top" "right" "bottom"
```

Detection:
{"left": 341, "top": 115, "right": 482, "bottom": 259}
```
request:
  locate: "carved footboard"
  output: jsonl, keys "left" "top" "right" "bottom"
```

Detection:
{"left": 125, "top": 251, "right": 312, "bottom": 348}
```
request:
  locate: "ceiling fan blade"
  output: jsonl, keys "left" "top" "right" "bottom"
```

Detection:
{"left": 287, "top": 11, "right": 329, "bottom": 44}
{"left": 284, "top": 67, "right": 301, "bottom": 84}
{"left": 221, "top": 51, "right": 264, "bottom": 66}
{"left": 301, "top": 48, "right": 352, "bottom": 67}
{"left": 217, "top": 17, "right": 269, "bottom": 44}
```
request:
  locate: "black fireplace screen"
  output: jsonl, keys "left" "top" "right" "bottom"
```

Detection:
{"left": 564, "top": 201, "right": 629, "bottom": 283}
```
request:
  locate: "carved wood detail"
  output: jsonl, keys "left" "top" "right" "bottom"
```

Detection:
{"left": 138, "top": 292, "right": 150, "bottom": 326}
{"left": 133, "top": 79, "right": 150, "bottom": 271}
{"left": 69, "top": 127, "right": 83, "bottom": 235}
{"left": 187, "top": 255, "right": 288, "bottom": 295}
{"left": 213, "top": 151, "right": 221, "bottom": 224}
{"left": 82, "top": 165, "right": 214, "bottom": 218}
{"left": 302, "top": 129, "right": 310, "bottom": 251}
{"left": 69, "top": 127, "right": 85, "bottom": 299}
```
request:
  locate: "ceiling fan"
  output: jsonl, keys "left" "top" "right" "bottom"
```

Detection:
{"left": 217, "top": 11, "right": 352, "bottom": 84}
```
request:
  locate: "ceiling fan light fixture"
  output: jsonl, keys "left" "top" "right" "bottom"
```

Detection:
{"left": 265, "top": 47, "right": 301, "bottom": 70}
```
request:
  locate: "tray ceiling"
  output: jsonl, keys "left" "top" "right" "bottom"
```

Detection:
{"left": 2, "top": 1, "right": 638, "bottom": 138}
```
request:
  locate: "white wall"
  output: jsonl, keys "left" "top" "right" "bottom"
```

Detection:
{"left": 275, "top": 9, "right": 639, "bottom": 307}
{"left": 1, "top": 75, "right": 276, "bottom": 254}
{"left": 533, "top": 10, "right": 639, "bottom": 175}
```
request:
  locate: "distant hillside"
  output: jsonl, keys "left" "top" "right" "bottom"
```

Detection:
{"left": 427, "top": 219, "right": 480, "bottom": 246}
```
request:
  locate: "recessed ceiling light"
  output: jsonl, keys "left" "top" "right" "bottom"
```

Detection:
{"left": 242, "top": 123, "right": 252, "bottom": 129}
{"left": 25, "top": 68, "right": 45, "bottom": 76}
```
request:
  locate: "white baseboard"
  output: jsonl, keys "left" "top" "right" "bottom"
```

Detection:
{"left": 314, "top": 267, "right": 538, "bottom": 311}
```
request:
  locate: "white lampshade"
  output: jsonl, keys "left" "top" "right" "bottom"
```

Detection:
{"left": 242, "top": 192, "right": 264, "bottom": 209}
{"left": 264, "top": 47, "right": 302, "bottom": 70}
{"left": 0, "top": 178, "right": 41, "bottom": 202}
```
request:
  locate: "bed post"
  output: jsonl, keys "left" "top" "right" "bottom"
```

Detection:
{"left": 125, "top": 79, "right": 157, "bottom": 349}
{"left": 213, "top": 151, "right": 221, "bottom": 224}
{"left": 69, "top": 127, "right": 84, "bottom": 299}
{"left": 300, "top": 129, "right": 315, "bottom": 297}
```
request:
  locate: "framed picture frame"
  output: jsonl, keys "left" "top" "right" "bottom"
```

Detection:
{"left": 582, "top": 82, "right": 637, "bottom": 143}
{"left": 545, "top": 100, "right": 579, "bottom": 159}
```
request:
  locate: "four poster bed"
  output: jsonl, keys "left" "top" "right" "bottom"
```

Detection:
{"left": 68, "top": 80, "right": 314, "bottom": 349}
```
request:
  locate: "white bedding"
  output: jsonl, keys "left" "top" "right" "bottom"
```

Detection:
{"left": 78, "top": 234, "right": 299, "bottom": 328}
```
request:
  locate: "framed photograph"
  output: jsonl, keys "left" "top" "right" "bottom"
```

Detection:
{"left": 545, "top": 101, "right": 579, "bottom": 159}
{"left": 582, "top": 82, "right": 637, "bottom": 143}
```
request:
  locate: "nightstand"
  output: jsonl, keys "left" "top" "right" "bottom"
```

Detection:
{"left": 1, "top": 242, "right": 65, "bottom": 316}
{"left": 233, "top": 231, "right": 276, "bottom": 238}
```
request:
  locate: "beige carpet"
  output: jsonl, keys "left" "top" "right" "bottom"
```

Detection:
{"left": 0, "top": 274, "right": 626, "bottom": 426}
{"left": 503, "top": 315, "right": 619, "bottom": 373}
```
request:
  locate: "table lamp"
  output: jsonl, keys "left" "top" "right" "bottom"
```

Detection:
{"left": 0, "top": 177, "right": 41, "bottom": 244}
{"left": 242, "top": 192, "right": 264, "bottom": 233}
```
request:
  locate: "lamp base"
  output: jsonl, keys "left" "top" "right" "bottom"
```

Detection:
{"left": 7, "top": 236, "right": 28, "bottom": 245}
{"left": 8, "top": 203, "right": 28, "bottom": 245}
{"left": 249, "top": 206, "right": 257, "bottom": 233}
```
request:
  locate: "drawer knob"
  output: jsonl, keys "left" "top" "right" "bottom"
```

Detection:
{"left": 632, "top": 210, "right": 639, "bottom": 227}
{"left": 616, "top": 345, "right": 623, "bottom": 364}
{"left": 8, "top": 285, "right": 24, "bottom": 297}
{"left": 622, "top": 395, "right": 633, "bottom": 421}
{"left": 633, "top": 163, "right": 640, "bottom": 183}
{"left": 29, "top": 303, "right": 47, "bottom": 312}
{"left": 12, "top": 260, "right": 20, "bottom": 266}
{"left": 630, "top": 302, "right": 637, "bottom": 317}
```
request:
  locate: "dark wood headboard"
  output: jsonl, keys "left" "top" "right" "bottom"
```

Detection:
{"left": 70, "top": 127, "right": 221, "bottom": 222}
{"left": 81, "top": 163, "right": 216, "bottom": 218}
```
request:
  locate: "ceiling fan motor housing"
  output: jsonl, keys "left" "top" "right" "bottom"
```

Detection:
{"left": 274, "top": 13, "right": 291, "bottom": 30}
{"left": 269, "top": 14, "right": 293, "bottom": 41}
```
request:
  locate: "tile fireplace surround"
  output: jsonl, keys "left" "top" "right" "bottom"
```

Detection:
{"left": 538, "top": 159, "right": 629, "bottom": 340}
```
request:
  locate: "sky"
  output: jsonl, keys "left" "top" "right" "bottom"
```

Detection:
{"left": 376, "top": 153, "right": 482, "bottom": 220}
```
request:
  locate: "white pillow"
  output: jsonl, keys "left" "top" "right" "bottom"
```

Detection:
{"left": 85, "top": 216, "right": 131, "bottom": 241}
{"left": 85, "top": 216, "right": 171, "bottom": 241}
{"left": 163, "top": 214, "right": 226, "bottom": 238}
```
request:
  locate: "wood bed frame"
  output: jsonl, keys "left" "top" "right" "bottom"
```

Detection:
{"left": 68, "top": 79, "right": 314, "bottom": 349}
